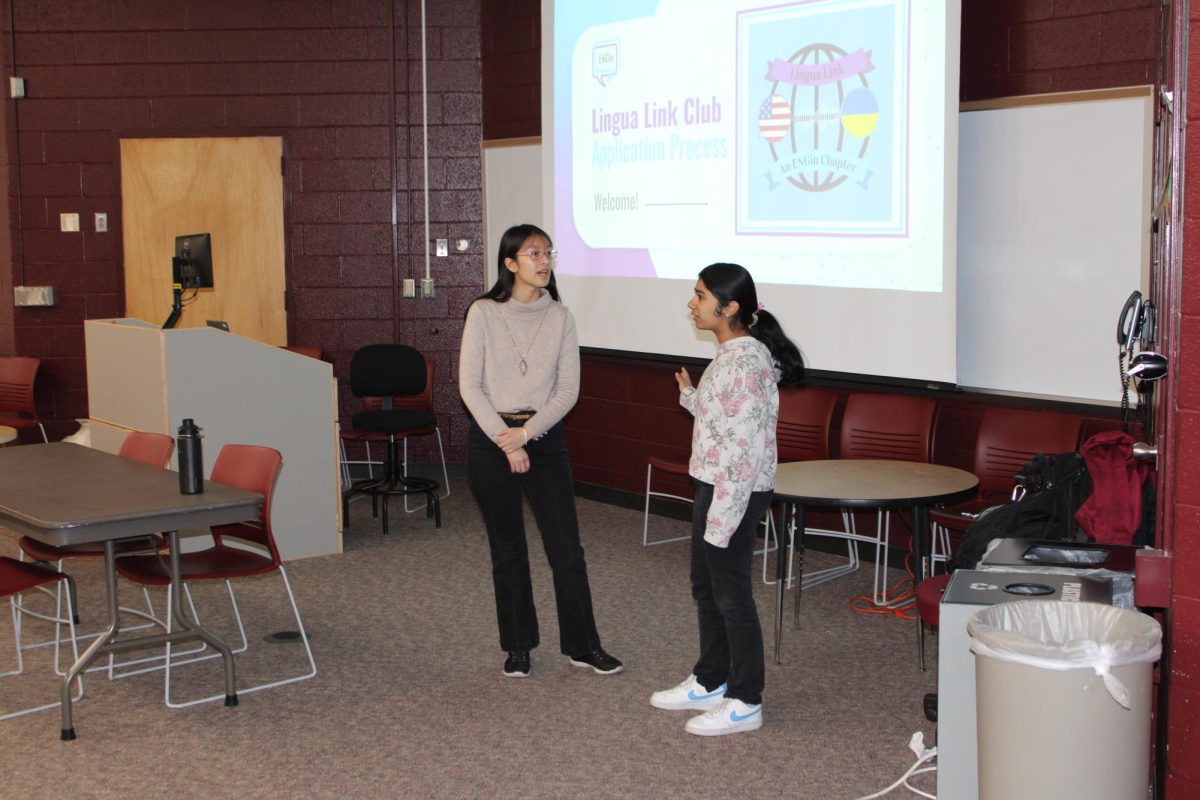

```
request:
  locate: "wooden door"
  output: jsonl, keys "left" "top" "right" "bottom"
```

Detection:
{"left": 120, "top": 137, "right": 286, "bottom": 344}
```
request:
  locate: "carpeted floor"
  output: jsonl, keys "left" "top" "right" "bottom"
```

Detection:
{"left": 0, "top": 479, "right": 939, "bottom": 799}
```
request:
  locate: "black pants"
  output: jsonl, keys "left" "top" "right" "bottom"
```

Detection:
{"left": 690, "top": 480, "right": 773, "bottom": 705}
{"left": 467, "top": 419, "right": 602, "bottom": 656}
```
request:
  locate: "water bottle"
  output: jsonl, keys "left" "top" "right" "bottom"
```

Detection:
{"left": 177, "top": 418, "right": 204, "bottom": 494}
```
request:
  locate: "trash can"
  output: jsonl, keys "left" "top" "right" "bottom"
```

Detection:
{"left": 967, "top": 600, "right": 1161, "bottom": 800}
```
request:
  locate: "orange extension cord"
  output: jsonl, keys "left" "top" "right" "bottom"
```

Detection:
{"left": 848, "top": 533, "right": 920, "bottom": 620}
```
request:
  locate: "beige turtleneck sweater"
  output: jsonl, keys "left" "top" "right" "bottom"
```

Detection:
{"left": 459, "top": 291, "right": 580, "bottom": 442}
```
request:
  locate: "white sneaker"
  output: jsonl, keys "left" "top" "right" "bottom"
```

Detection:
{"left": 650, "top": 674, "right": 727, "bottom": 711}
{"left": 684, "top": 698, "right": 763, "bottom": 736}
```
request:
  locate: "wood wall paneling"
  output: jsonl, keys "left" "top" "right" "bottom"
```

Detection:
{"left": 120, "top": 136, "right": 286, "bottom": 344}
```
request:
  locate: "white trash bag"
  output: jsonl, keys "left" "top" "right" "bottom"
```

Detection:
{"left": 61, "top": 419, "right": 91, "bottom": 446}
{"left": 968, "top": 600, "right": 1161, "bottom": 709}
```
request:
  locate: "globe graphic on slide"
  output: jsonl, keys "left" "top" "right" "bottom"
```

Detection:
{"left": 762, "top": 42, "right": 875, "bottom": 193}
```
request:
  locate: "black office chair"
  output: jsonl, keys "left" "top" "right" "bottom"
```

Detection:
{"left": 341, "top": 344, "right": 441, "bottom": 533}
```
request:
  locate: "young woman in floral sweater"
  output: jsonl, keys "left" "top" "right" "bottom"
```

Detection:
{"left": 650, "top": 262, "right": 804, "bottom": 736}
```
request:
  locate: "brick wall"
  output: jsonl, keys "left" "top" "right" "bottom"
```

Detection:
{"left": 1169, "top": 4, "right": 1200, "bottom": 795}
{"left": 0, "top": 0, "right": 484, "bottom": 461}
{"left": 960, "top": 0, "right": 1157, "bottom": 101}
{"left": 481, "top": 0, "right": 538, "bottom": 140}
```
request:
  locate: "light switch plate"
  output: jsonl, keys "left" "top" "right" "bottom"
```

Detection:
{"left": 435, "top": 238, "right": 448, "bottom": 257}
{"left": 14, "top": 285, "right": 55, "bottom": 306}
{"left": 403, "top": 278, "right": 416, "bottom": 297}
{"left": 94, "top": 212, "right": 107, "bottom": 232}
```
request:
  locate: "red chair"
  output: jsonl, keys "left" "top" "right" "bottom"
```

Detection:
{"left": 21, "top": 430, "right": 175, "bottom": 562}
{"left": 19, "top": 431, "right": 176, "bottom": 627}
{"left": 0, "top": 356, "right": 47, "bottom": 442}
{"left": 642, "top": 456, "right": 692, "bottom": 547}
{"left": 768, "top": 387, "right": 839, "bottom": 585}
{"left": 115, "top": 444, "right": 316, "bottom": 707}
{"left": 919, "top": 409, "right": 1082, "bottom": 670}
{"left": 929, "top": 408, "right": 1084, "bottom": 573}
{"left": 1, "top": 556, "right": 83, "bottom": 720}
{"left": 807, "top": 393, "right": 937, "bottom": 604}
{"left": 641, "top": 387, "right": 840, "bottom": 585}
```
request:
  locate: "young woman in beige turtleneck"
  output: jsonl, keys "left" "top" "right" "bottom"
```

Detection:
{"left": 459, "top": 223, "right": 622, "bottom": 679}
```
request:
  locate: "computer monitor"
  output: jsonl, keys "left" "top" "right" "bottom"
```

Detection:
{"left": 173, "top": 233, "right": 213, "bottom": 289}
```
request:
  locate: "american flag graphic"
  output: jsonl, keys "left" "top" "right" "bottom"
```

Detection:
{"left": 757, "top": 94, "right": 790, "bottom": 143}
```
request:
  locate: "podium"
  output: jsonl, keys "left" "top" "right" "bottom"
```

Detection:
{"left": 84, "top": 318, "right": 341, "bottom": 559}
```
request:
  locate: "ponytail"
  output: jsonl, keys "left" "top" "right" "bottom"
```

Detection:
{"left": 748, "top": 309, "right": 805, "bottom": 387}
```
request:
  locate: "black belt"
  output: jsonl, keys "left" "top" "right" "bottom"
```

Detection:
{"left": 498, "top": 411, "right": 535, "bottom": 421}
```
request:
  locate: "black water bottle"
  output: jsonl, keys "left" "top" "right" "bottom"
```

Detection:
{"left": 177, "top": 418, "right": 204, "bottom": 495}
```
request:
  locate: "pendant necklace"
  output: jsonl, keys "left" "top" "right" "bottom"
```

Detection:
{"left": 500, "top": 305, "right": 550, "bottom": 376}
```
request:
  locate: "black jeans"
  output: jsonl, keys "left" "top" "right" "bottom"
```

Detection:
{"left": 690, "top": 480, "right": 773, "bottom": 705}
{"left": 467, "top": 419, "right": 602, "bottom": 656}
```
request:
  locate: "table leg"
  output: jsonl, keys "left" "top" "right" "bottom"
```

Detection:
{"left": 774, "top": 503, "right": 807, "bottom": 664}
{"left": 60, "top": 540, "right": 121, "bottom": 740}
{"left": 911, "top": 505, "right": 930, "bottom": 587}
{"left": 167, "top": 531, "right": 239, "bottom": 706}
{"left": 774, "top": 502, "right": 788, "bottom": 664}
{"left": 792, "top": 506, "right": 806, "bottom": 625}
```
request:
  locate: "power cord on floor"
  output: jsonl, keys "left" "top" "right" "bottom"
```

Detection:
{"left": 848, "top": 534, "right": 918, "bottom": 619}
{"left": 854, "top": 731, "right": 938, "bottom": 799}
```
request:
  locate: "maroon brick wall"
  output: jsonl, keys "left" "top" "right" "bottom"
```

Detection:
{"left": 481, "top": 0, "right": 538, "bottom": 140}
{"left": 1168, "top": 5, "right": 1200, "bottom": 795}
{"left": 0, "top": 0, "right": 484, "bottom": 459}
{"left": 960, "top": 0, "right": 1157, "bottom": 101}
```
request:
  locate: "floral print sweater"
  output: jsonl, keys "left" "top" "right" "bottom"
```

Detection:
{"left": 681, "top": 336, "right": 780, "bottom": 548}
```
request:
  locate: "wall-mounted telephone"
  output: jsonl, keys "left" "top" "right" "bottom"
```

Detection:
{"left": 1117, "top": 290, "right": 1150, "bottom": 352}
{"left": 1118, "top": 289, "right": 1165, "bottom": 435}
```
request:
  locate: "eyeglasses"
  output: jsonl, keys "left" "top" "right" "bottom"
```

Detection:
{"left": 516, "top": 249, "right": 558, "bottom": 261}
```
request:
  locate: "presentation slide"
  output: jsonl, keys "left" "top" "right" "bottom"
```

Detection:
{"left": 544, "top": 0, "right": 961, "bottom": 382}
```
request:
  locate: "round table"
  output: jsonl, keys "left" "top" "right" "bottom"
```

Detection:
{"left": 771, "top": 459, "right": 979, "bottom": 662}
{"left": 0, "top": 425, "right": 16, "bottom": 445}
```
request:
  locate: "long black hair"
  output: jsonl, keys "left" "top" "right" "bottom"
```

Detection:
{"left": 476, "top": 223, "right": 562, "bottom": 304}
{"left": 698, "top": 262, "right": 805, "bottom": 387}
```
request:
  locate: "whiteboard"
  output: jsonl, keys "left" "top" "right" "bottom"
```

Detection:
{"left": 482, "top": 138, "right": 544, "bottom": 289}
{"left": 956, "top": 89, "right": 1152, "bottom": 405}
{"left": 482, "top": 88, "right": 1153, "bottom": 405}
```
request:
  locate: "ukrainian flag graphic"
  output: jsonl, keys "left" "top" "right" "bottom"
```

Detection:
{"left": 840, "top": 88, "right": 879, "bottom": 138}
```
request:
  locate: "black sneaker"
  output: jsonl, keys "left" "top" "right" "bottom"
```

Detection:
{"left": 503, "top": 651, "right": 531, "bottom": 678}
{"left": 568, "top": 649, "right": 624, "bottom": 675}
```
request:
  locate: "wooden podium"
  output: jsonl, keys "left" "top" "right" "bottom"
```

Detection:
{"left": 84, "top": 318, "right": 341, "bottom": 559}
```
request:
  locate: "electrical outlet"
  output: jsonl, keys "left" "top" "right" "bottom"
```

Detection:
{"left": 421, "top": 278, "right": 436, "bottom": 298}
{"left": 403, "top": 278, "right": 416, "bottom": 297}
{"left": 94, "top": 212, "right": 107, "bottom": 232}
{"left": 435, "top": 238, "right": 448, "bottom": 257}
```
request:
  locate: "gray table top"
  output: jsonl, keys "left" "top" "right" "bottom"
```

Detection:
{"left": 0, "top": 442, "right": 263, "bottom": 547}
{"left": 774, "top": 459, "right": 979, "bottom": 509}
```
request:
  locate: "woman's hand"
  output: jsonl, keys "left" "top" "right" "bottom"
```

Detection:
{"left": 675, "top": 368, "right": 694, "bottom": 393}
{"left": 506, "top": 447, "right": 530, "bottom": 474}
{"left": 496, "top": 427, "right": 528, "bottom": 454}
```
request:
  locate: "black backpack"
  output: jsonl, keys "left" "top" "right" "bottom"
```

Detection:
{"left": 950, "top": 452, "right": 1093, "bottom": 572}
